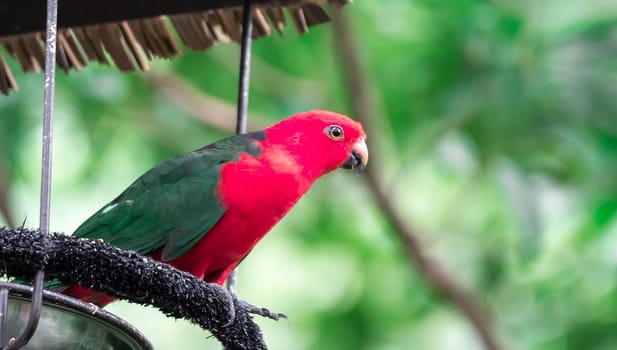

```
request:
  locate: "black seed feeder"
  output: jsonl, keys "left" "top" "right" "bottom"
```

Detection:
{"left": 0, "top": 0, "right": 346, "bottom": 349}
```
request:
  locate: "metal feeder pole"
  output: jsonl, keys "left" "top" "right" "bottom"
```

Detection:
{"left": 0, "top": 289, "right": 8, "bottom": 347}
{"left": 3, "top": 0, "right": 58, "bottom": 347}
{"left": 227, "top": 0, "right": 254, "bottom": 295}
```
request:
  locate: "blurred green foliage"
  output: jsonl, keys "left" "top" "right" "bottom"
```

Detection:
{"left": 1, "top": 0, "right": 617, "bottom": 349}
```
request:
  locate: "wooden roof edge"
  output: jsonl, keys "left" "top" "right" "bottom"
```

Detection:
{"left": 0, "top": 0, "right": 349, "bottom": 95}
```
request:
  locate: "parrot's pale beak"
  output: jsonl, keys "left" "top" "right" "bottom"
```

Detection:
{"left": 342, "top": 138, "right": 368, "bottom": 172}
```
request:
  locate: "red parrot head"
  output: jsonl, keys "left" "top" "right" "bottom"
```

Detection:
{"left": 264, "top": 110, "right": 368, "bottom": 179}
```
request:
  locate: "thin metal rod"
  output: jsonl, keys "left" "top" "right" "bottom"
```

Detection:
{"left": 227, "top": 0, "right": 253, "bottom": 294}
{"left": 0, "top": 289, "right": 8, "bottom": 347}
{"left": 4, "top": 0, "right": 57, "bottom": 347}
{"left": 235, "top": 0, "right": 253, "bottom": 135}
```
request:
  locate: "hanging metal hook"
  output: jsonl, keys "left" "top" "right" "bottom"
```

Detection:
{"left": 3, "top": 0, "right": 58, "bottom": 348}
{"left": 227, "top": 0, "right": 254, "bottom": 295}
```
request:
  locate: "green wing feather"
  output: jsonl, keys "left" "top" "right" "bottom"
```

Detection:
{"left": 74, "top": 132, "right": 264, "bottom": 261}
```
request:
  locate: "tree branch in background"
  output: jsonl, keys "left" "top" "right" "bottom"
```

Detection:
{"left": 331, "top": 10, "right": 502, "bottom": 350}
{"left": 145, "top": 72, "right": 268, "bottom": 132}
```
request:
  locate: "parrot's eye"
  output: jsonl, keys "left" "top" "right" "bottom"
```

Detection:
{"left": 326, "top": 125, "right": 344, "bottom": 140}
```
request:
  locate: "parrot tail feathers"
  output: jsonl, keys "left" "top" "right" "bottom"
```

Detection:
{"left": 10, "top": 278, "right": 116, "bottom": 307}
{"left": 62, "top": 285, "right": 117, "bottom": 307}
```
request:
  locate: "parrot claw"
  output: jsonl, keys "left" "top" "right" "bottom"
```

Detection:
{"left": 207, "top": 283, "right": 236, "bottom": 327}
{"left": 237, "top": 300, "right": 289, "bottom": 324}
{"left": 206, "top": 283, "right": 288, "bottom": 326}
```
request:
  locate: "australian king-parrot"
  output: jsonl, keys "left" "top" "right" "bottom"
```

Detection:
{"left": 61, "top": 110, "right": 368, "bottom": 311}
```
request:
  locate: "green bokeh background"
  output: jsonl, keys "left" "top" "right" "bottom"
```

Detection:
{"left": 1, "top": 0, "right": 617, "bottom": 349}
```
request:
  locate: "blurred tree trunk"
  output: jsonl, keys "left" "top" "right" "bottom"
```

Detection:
{"left": 331, "top": 9, "right": 503, "bottom": 350}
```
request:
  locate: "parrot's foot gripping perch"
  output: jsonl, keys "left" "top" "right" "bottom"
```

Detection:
{"left": 208, "top": 283, "right": 288, "bottom": 326}
{"left": 237, "top": 300, "right": 288, "bottom": 323}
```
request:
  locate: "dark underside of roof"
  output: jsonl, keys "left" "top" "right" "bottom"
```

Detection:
{"left": 0, "top": 0, "right": 348, "bottom": 95}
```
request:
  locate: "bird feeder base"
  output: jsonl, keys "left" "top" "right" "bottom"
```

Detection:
{"left": 0, "top": 282, "right": 152, "bottom": 350}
